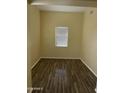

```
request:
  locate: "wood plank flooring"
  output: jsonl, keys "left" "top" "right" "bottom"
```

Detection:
{"left": 32, "top": 59, "right": 97, "bottom": 93}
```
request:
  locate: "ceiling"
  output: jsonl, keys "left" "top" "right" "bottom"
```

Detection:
{"left": 31, "top": 0, "right": 97, "bottom": 12}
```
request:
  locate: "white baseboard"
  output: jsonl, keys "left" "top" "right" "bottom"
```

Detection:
{"left": 31, "top": 57, "right": 41, "bottom": 69}
{"left": 31, "top": 57, "right": 80, "bottom": 69}
{"left": 80, "top": 58, "right": 97, "bottom": 77}
{"left": 95, "top": 88, "right": 97, "bottom": 92}
{"left": 27, "top": 88, "right": 33, "bottom": 93}
{"left": 40, "top": 57, "right": 80, "bottom": 59}
{"left": 31, "top": 57, "right": 97, "bottom": 77}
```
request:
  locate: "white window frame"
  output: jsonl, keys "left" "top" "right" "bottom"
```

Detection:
{"left": 55, "top": 27, "right": 68, "bottom": 47}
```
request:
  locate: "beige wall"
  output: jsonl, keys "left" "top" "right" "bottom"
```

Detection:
{"left": 81, "top": 8, "right": 97, "bottom": 75}
{"left": 40, "top": 12, "right": 83, "bottom": 58}
{"left": 27, "top": 6, "right": 97, "bottom": 87}
{"left": 27, "top": 4, "right": 41, "bottom": 87}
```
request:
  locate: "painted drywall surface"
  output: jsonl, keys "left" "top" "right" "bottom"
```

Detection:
{"left": 81, "top": 8, "right": 97, "bottom": 75}
{"left": 40, "top": 11, "right": 83, "bottom": 58}
{"left": 32, "top": 0, "right": 97, "bottom": 7}
{"left": 27, "top": 4, "right": 41, "bottom": 87}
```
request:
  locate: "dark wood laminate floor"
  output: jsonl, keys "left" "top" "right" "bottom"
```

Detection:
{"left": 32, "top": 59, "right": 97, "bottom": 93}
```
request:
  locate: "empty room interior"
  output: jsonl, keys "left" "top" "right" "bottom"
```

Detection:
{"left": 27, "top": 0, "right": 97, "bottom": 93}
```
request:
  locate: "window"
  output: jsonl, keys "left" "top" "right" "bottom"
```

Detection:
{"left": 55, "top": 27, "right": 68, "bottom": 47}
